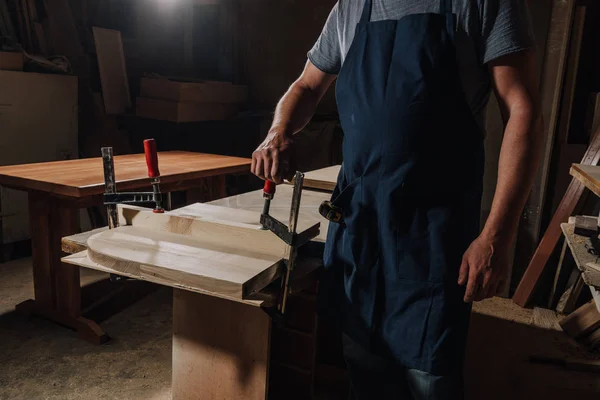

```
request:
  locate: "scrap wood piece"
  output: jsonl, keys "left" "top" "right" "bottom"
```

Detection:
{"left": 513, "top": 127, "right": 600, "bottom": 307}
{"left": 531, "top": 307, "right": 562, "bottom": 331}
{"left": 92, "top": 27, "right": 131, "bottom": 115}
{"left": 560, "top": 301, "right": 600, "bottom": 340}
{"left": 512, "top": 0, "right": 577, "bottom": 303}
{"left": 556, "top": 272, "right": 585, "bottom": 314}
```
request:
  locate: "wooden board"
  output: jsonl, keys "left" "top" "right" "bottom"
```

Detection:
{"left": 92, "top": 27, "right": 131, "bottom": 115}
{"left": 140, "top": 77, "right": 248, "bottom": 104}
{"left": 0, "top": 151, "right": 250, "bottom": 198}
{"left": 172, "top": 289, "right": 270, "bottom": 400}
{"left": 207, "top": 185, "right": 331, "bottom": 243}
{"left": 570, "top": 164, "right": 600, "bottom": 198}
{"left": 512, "top": 127, "right": 600, "bottom": 306}
{"left": 296, "top": 165, "right": 340, "bottom": 192}
{"left": 85, "top": 204, "right": 320, "bottom": 299}
{"left": 136, "top": 97, "right": 238, "bottom": 122}
{"left": 87, "top": 226, "right": 282, "bottom": 299}
{"left": 63, "top": 251, "right": 267, "bottom": 307}
{"left": 513, "top": 0, "right": 576, "bottom": 291}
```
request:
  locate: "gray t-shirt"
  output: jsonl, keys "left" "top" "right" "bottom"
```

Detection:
{"left": 308, "top": 0, "right": 535, "bottom": 131}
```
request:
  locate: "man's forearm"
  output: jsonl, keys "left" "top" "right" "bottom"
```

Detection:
{"left": 269, "top": 80, "right": 323, "bottom": 138}
{"left": 481, "top": 106, "right": 544, "bottom": 242}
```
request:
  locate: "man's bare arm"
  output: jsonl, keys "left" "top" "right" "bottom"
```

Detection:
{"left": 459, "top": 49, "right": 544, "bottom": 302}
{"left": 252, "top": 61, "right": 336, "bottom": 183}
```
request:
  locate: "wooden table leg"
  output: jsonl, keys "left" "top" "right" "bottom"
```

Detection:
{"left": 172, "top": 289, "right": 271, "bottom": 400}
{"left": 185, "top": 175, "right": 227, "bottom": 204}
{"left": 16, "top": 192, "right": 108, "bottom": 344}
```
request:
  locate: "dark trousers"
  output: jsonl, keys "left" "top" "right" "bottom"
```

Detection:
{"left": 342, "top": 335, "right": 464, "bottom": 400}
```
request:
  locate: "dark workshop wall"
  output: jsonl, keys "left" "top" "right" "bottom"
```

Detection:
{"left": 89, "top": 0, "right": 338, "bottom": 113}
{"left": 233, "top": 0, "right": 338, "bottom": 112}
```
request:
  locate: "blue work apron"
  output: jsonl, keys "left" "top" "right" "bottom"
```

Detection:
{"left": 320, "top": 0, "right": 484, "bottom": 375}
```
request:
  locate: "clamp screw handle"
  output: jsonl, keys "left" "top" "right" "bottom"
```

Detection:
{"left": 263, "top": 180, "right": 276, "bottom": 199}
{"left": 144, "top": 139, "right": 160, "bottom": 178}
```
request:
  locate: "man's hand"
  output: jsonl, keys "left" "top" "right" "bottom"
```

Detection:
{"left": 250, "top": 61, "right": 336, "bottom": 183}
{"left": 457, "top": 50, "right": 542, "bottom": 303}
{"left": 458, "top": 235, "right": 511, "bottom": 303}
{"left": 251, "top": 132, "right": 294, "bottom": 184}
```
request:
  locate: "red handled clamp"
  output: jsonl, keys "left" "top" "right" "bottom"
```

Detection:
{"left": 261, "top": 180, "right": 276, "bottom": 229}
{"left": 102, "top": 138, "right": 165, "bottom": 230}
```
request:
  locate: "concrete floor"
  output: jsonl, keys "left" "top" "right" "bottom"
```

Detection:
{"left": 0, "top": 258, "right": 172, "bottom": 400}
{"left": 1, "top": 257, "right": 600, "bottom": 400}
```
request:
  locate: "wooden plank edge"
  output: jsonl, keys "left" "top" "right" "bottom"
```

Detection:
{"left": 63, "top": 251, "right": 271, "bottom": 307}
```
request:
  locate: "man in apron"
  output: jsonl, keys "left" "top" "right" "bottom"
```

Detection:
{"left": 252, "top": 0, "right": 543, "bottom": 398}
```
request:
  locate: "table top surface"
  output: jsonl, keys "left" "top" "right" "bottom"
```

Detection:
{"left": 207, "top": 185, "right": 331, "bottom": 242}
{"left": 571, "top": 164, "right": 600, "bottom": 197}
{"left": 0, "top": 151, "right": 250, "bottom": 198}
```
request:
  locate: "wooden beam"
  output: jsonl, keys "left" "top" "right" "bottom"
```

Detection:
{"left": 92, "top": 27, "right": 131, "bottom": 115}
{"left": 87, "top": 226, "right": 284, "bottom": 299}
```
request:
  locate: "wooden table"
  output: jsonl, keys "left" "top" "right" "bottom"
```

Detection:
{"left": 0, "top": 151, "right": 250, "bottom": 343}
{"left": 62, "top": 187, "right": 332, "bottom": 399}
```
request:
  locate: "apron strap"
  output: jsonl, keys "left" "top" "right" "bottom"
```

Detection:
{"left": 440, "top": 0, "right": 455, "bottom": 37}
{"left": 440, "top": 0, "right": 452, "bottom": 15}
{"left": 360, "top": 0, "right": 373, "bottom": 24}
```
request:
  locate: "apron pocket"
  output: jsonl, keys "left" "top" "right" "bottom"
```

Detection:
{"left": 324, "top": 176, "right": 380, "bottom": 273}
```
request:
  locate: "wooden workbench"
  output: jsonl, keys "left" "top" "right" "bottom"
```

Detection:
{"left": 0, "top": 151, "right": 250, "bottom": 344}
{"left": 62, "top": 186, "right": 332, "bottom": 399}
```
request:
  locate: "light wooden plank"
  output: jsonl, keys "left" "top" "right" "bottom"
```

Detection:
{"left": 570, "top": 164, "right": 600, "bottom": 198}
{"left": 62, "top": 251, "right": 269, "bottom": 307}
{"left": 93, "top": 27, "right": 131, "bottom": 115}
{"left": 87, "top": 226, "right": 283, "bottom": 299}
{"left": 0, "top": 152, "right": 250, "bottom": 198}
{"left": 117, "top": 204, "right": 303, "bottom": 258}
{"left": 295, "top": 165, "right": 340, "bottom": 192}
{"left": 207, "top": 185, "right": 331, "bottom": 243}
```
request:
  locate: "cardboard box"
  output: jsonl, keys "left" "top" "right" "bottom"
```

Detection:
{"left": 140, "top": 77, "right": 248, "bottom": 104}
{"left": 0, "top": 52, "right": 23, "bottom": 71}
{"left": 136, "top": 97, "right": 238, "bottom": 122}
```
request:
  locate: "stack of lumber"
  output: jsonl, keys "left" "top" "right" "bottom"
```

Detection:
{"left": 136, "top": 76, "right": 248, "bottom": 122}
